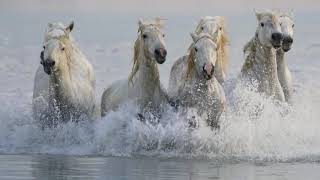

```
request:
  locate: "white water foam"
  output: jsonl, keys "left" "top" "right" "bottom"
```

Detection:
{"left": 1, "top": 72, "right": 320, "bottom": 162}
{"left": 0, "top": 26, "right": 320, "bottom": 161}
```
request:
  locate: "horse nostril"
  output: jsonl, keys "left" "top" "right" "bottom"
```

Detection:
{"left": 282, "top": 36, "right": 293, "bottom": 46}
{"left": 50, "top": 61, "right": 55, "bottom": 66}
{"left": 40, "top": 51, "right": 44, "bottom": 60}
{"left": 155, "top": 48, "right": 167, "bottom": 58}
{"left": 203, "top": 63, "right": 214, "bottom": 76}
{"left": 162, "top": 49, "right": 167, "bottom": 57}
{"left": 155, "top": 49, "right": 160, "bottom": 56}
{"left": 272, "top": 33, "right": 283, "bottom": 41}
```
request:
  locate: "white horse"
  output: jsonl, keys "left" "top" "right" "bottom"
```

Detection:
{"left": 277, "top": 11, "right": 295, "bottom": 103}
{"left": 241, "top": 11, "right": 285, "bottom": 102}
{"left": 194, "top": 16, "right": 230, "bottom": 84}
{"left": 169, "top": 33, "right": 226, "bottom": 129}
{"left": 101, "top": 19, "right": 169, "bottom": 118}
{"left": 32, "top": 22, "right": 97, "bottom": 127}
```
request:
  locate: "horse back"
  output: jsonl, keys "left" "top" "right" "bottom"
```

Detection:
{"left": 168, "top": 55, "right": 188, "bottom": 98}
{"left": 101, "top": 80, "right": 129, "bottom": 117}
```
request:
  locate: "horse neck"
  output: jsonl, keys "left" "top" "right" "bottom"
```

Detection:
{"left": 276, "top": 49, "right": 287, "bottom": 70}
{"left": 132, "top": 50, "right": 161, "bottom": 96}
{"left": 252, "top": 37, "right": 278, "bottom": 82}
{"left": 215, "top": 43, "right": 225, "bottom": 81}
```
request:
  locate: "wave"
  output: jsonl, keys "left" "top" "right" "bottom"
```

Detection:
{"left": 1, "top": 77, "right": 320, "bottom": 163}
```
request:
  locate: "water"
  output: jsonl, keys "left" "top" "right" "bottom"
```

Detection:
{"left": 0, "top": 8, "right": 320, "bottom": 179}
{"left": 1, "top": 154, "right": 320, "bottom": 180}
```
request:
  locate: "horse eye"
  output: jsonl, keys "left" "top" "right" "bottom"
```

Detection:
{"left": 61, "top": 47, "right": 65, "bottom": 51}
{"left": 43, "top": 46, "right": 45, "bottom": 49}
{"left": 142, "top": 34, "right": 148, "bottom": 39}
{"left": 201, "top": 27, "right": 204, "bottom": 30}
{"left": 292, "top": 24, "right": 295, "bottom": 28}
{"left": 260, "top": 23, "right": 264, "bottom": 27}
{"left": 194, "top": 47, "right": 198, "bottom": 52}
{"left": 219, "top": 27, "right": 222, "bottom": 31}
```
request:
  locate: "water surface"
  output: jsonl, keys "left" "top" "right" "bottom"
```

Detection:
{"left": 0, "top": 9, "right": 320, "bottom": 179}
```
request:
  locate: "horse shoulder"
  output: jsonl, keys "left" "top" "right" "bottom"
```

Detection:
{"left": 241, "top": 40, "right": 256, "bottom": 76}
{"left": 101, "top": 80, "right": 129, "bottom": 116}
{"left": 86, "top": 61, "right": 96, "bottom": 89}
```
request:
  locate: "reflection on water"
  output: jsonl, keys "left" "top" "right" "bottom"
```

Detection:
{"left": 0, "top": 154, "right": 320, "bottom": 180}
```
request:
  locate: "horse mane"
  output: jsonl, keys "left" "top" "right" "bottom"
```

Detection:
{"left": 242, "top": 36, "right": 257, "bottom": 71}
{"left": 186, "top": 45, "right": 196, "bottom": 79}
{"left": 217, "top": 17, "right": 230, "bottom": 73}
{"left": 46, "top": 30, "right": 82, "bottom": 81}
{"left": 59, "top": 36, "right": 74, "bottom": 74}
{"left": 128, "top": 36, "right": 141, "bottom": 83}
{"left": 279, "top": 13, "right": 293, "bottom": 20}
{"left": 259, "top": 12, "right": 279, "bottom": 25}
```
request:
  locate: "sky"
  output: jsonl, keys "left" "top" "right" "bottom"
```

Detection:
{"left": 1, "top": 0, "right": 319, "bottom": 14}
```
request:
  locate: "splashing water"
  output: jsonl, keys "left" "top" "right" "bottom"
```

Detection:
{"left": 0, "top": 15, "right": 320, "bottom": 162}
{"left": 1, "top": 73, "right": 320, "bottom": 162}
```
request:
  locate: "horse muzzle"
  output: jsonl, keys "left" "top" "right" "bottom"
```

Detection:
{"left": 41, "top": 59, "right": 55, "bottom": 75}
{"left": 271, "top": 32, "right": 283, "bottom": 49}
{"left": 203, "top": 63, "right": 214, "bottom": 80}
{"left": 154, "top": 48, "right": 167, "bottom": 64}
{"left": 282, "top": 36, "right": 293, "bottom": 52}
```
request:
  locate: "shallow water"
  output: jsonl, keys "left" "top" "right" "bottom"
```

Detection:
{"left": 0, "top": 9, "right": 320, "bottom": 179}
{"left": 1, "top": 154, "right": 320, "bottom": 180}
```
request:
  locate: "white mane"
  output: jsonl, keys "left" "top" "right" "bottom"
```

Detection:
{"left": 44, "top": 22, "right": 74, "bottom": 43}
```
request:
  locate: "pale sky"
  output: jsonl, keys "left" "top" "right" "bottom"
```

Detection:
{"left": 1, "top": 0, "right": 319, "bottom": 14}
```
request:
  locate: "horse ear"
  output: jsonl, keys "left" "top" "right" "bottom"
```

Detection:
{"left": 66, "top": 21, "right": 74, "bottom": 33}
{"left": 138, "top": 19, "right": 144, "bottom": 31}
{"left": 199, "top": 17, "right": 206, "bottom": 25}
{"left": 288, "top": 9, "right": 294, "bottom": 19}
{"left": 254, "top": 9, "right": 263, "bottom": 21}
{"left": 190, "top": 33, "right": 198, "bottom": 42}
{"left": 155, "top": 17, "right": 165, "bottom": 29}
